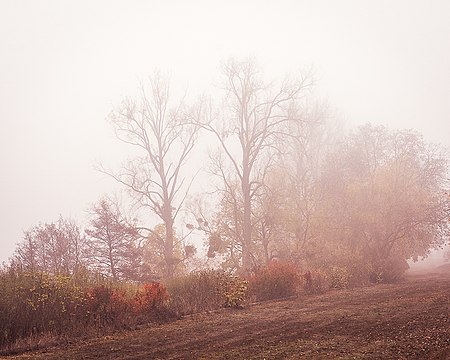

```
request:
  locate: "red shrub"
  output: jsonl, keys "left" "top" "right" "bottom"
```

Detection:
{"left": 134, "top": 283, "right": 169, "bottom": 314}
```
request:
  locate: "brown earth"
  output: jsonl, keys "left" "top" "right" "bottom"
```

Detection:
{"left": 5, "top": 270, "right": 450, "bottom": 360}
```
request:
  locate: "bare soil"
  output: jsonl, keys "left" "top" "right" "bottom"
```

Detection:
{"left": 5, "top": 271, "right": 450, "bottom": 360}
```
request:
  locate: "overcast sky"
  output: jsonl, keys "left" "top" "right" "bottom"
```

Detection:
{"left": 1, "top": 0, "right": 449, "bottom": 264}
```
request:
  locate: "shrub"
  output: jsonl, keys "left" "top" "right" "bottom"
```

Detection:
{"left": 133, "top": 282, "right": 172, "bottom": 322}
{"left": 329, "top": 266, "right": 350, "bottom": 289}
{"left": 369, "top": 257, "right": 409, "bottom": 283}
{"left": 85, "top": 285, "right": 132, "bottom": 328}
{"left": 248, "top": 261, "right": 299, "bottom": 302}
{"left": 221, "top": 275, "right": 248, "bottom": 308}
{"left": 134, "top": 283, "right": 169, "bottom": 312}
{"left": 166, "top": 270, "right": 224, "bottom": 316}
{"left": 0, "top": 269, "right": 175, "bottom": 353}
{"left": 0, "top": 270, "right": 85, "bottom": 349}
{"left": 302, "top": 268, "right": 330, "bottom": 294}
{"left": 166, "top": 270, "right": 247, "bottom": 316}
{"left": 85, "top": 283, "right": 172, "bottom": 328}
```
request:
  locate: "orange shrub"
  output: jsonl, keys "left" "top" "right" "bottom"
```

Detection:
{"left": 133, "top": 282, "right": 169, "bottom": 313}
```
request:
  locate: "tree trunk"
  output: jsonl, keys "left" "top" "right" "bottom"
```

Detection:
{"left": 242, "top": 167, "right": 252, "bottom": 273}
{"left": 163, "top": 201, "right": 175, "bottom": 279}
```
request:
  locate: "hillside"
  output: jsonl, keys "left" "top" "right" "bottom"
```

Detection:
{"left": 7, "top": 272, "right": 450, "bottom": 360}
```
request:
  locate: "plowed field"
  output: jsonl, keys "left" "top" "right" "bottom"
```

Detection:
{"left": 6, "top": 270, "right": 450, "bottom": 359}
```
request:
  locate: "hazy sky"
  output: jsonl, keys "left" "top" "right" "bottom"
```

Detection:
{"left": 1, "top": 0, "right": 449, "bottom": 264}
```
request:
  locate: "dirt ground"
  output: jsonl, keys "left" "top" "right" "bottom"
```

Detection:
{"left": 5, "top": 269, "right": 450, "bottom": 360}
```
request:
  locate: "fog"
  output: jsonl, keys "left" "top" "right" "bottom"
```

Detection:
{"left": 1, "top": 0, "right": 450, "bottom": 265}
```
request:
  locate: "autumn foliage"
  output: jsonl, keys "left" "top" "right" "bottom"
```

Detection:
{"left": 0, "top": 269, "right": 172, "bottom": 352}
{"left": 0, "top": 264, "right": 262, "bottom": 353}
{"left": 134, "top": 283, "right": 168, "bottom": 310}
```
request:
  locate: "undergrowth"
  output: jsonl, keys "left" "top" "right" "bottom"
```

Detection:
{"left": 0, "top": 259, "right": 402, "bottom": 355}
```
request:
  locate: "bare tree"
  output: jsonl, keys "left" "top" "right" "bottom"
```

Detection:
{"left": 100, "top": 74, "right": 198, "bottom": 279}
{"left": 12, "top": 216, "right": 86, "bottom": 275}
{"left": 195, "top": 59, "right": 313, "bottom": 272}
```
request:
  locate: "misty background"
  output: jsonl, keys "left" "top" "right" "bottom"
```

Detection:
{"left": 1, "top": 0, "right": 449, "bottom": 265}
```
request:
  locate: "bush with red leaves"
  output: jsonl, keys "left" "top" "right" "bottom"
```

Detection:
{"left": 134, "top": 282, "right": 169, "bottom": 313}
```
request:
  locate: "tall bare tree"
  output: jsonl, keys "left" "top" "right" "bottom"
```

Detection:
{"left": 196, "top": 59, "right": 313, "bottom": 272}
{"left": 101, "top": 74, "right": 198, "bottom": 278}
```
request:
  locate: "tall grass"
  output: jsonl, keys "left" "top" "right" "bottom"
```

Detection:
{"left": 166, "top": 270, "right": 247, "bottom": 316}
{"left": 0, "top": 268, "right": 248, "bottom": 353}
{"left": 0, "top": 268, "right": 170, "bottom": 353}
{"left": 247, "top": 261, "right": 300, "bottom": 302}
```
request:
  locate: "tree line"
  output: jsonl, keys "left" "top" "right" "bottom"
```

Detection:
{"left": 10, "top": 59, "right": 450, "bottom": 283}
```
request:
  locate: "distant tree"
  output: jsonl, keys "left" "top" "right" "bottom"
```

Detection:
{"left": 256, "top": 105, "right": 335, "bottom": 265}
{"left": 85, "top": 198, "right": 141, "bottom": 281}
{"left": 195, "top": 59, "right": 313, "bottom": 273}
{"left": 100, "top": 74, "right": 199, "bottom": 279}
{"left": 320, "top": 124, "right": 450, "bottom": 280}
{"left": 12, "top": 216, "right": 86, "bottom": 275}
